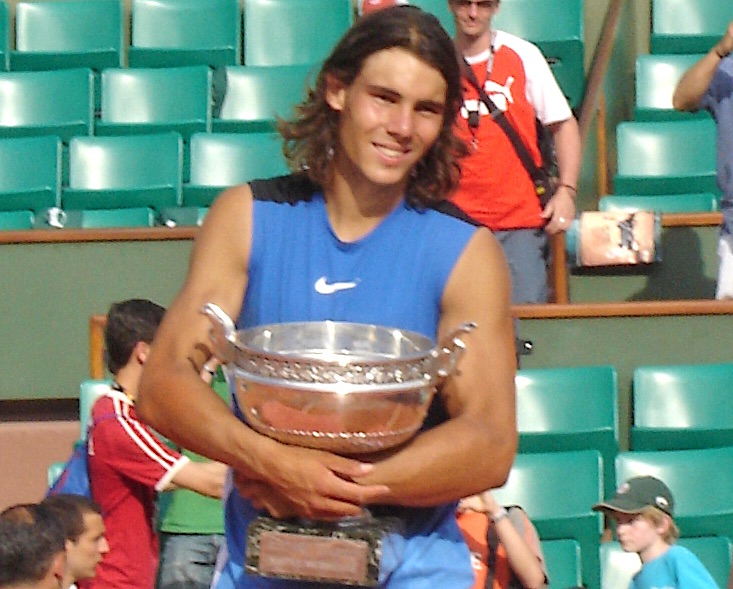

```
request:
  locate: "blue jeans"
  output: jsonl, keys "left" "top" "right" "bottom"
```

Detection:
{"left": 494, "top": 228, "right": 550, "bottom": 304}
{"left": 158, "top": 533, "right": 225, "bottom": 589}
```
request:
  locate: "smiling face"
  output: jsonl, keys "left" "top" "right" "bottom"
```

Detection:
{"left": 449, "top": 0, "right": 499, "bottom": 42}
{"left": 325, "top": 47, "right": 447, "bottom": 197}
{"left": 66, "top": 512, "right": 109, "bottom": 581}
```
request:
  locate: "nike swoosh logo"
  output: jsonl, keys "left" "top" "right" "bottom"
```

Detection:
{"left": 314, "top": 276, "right": 359, "bottom": 295}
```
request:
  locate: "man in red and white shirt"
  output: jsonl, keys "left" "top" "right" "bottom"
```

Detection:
{"left": 86, "top": 299, "right": 227, "bottom": 589}
{"left": 449, "top": 0, "right": 581, "bottom": 305}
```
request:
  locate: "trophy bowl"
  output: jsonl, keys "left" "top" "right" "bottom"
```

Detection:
{"left": 203, "top": 303, "right": 475, "bottom": 455}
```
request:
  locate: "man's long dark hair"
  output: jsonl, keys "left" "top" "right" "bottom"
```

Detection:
{"left": 278, "top": 6, "right": 467, "bottom": 207}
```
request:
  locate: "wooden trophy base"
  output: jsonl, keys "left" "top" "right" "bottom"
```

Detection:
{"left": 245, "top": 514, "right": 404, "bottom": 587}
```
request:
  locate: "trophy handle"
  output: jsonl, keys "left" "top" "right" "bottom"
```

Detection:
{"left": 201, "top": 302, "right": 237, "bottom": 364}
{"left": 434, "top": 321, "right": 478, "bottom": 380}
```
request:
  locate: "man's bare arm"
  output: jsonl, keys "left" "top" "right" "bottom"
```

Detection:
{"left": 137, "top": 186, "right": 390, "bottom": 519}
{"left": 354, "top": 228, "right": 518, "bottom": 505}
{"left": 162, "top": 461, "right": 229, "bottom": 498}
{"left": 673, "top": 22, "right": 733, "bottom": 112}
{"left": 542, "top": 116, "right": 580, "bottom": 234}
{"left": 138, "top": 186, "right": 259, "bottom": 470}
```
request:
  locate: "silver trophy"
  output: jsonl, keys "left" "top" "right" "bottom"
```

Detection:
{"left": 203, "top": 303, "right": 475, "bottom": 586}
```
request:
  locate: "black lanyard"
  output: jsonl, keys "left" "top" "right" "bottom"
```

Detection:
{"left": 464, "top": 33, "right": 496, "bottom": 131}
{"left": 460, "top": 50, "right": 545, "bottom": 186}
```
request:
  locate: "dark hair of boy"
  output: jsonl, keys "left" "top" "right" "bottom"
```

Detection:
{"left": 104, "top": 299, "right": 165, "bottom": 374}
{"left": 0, "top": 503, "right": 66, "bottom": 587}
{"left": 42, "top": 494, "right": 103, "bottom": 543}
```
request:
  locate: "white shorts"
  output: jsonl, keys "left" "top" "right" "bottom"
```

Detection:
{"left": 716, "top": 232, "right": 733, "bottom": 299}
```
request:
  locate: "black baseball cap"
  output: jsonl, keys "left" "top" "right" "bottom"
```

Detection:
{"left": 593, "top": 475, "right": 674, "bottom": 517}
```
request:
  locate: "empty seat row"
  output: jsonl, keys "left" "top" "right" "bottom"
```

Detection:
{"left": 514, "top": 361, "right": 733, "bottom": 498}
{"left": 631, "top": 362, "right": 733, "bottom": 452}
{"left": 651, "top": 0, "right": 733, "bottom": 55}
{"left": 0, "top": 65, "right": 317, "bottom": 142}
{"left": 634, "top": 53, "right": 711, "bottom": 122}
{"left": 614, "top": 118, "right": 718, "bottom": 197}
{"left": 0, "top": 131, "right": 289, "bottom": 217}
{"left": 0, "top": 0, "right": 352, "bottom": 71}
{"left": 0, "top": 0, "right": 586, "bottom": 107}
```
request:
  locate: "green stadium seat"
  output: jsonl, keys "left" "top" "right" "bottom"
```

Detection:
{"left": 634, "top": 53, "right": 709, "bottom": 122}
{"left": 541, "top": 539, "right": 583, "bottom": 589}
{"left": 83, "top": 207, "right": 156, "bottom": 229}
{"left": 0, "top": 1, "right": 8, "bottom": 71}
{"left": 63, "top": 133, "right": 183, "bottom": 211}
{"left": 631, "top": 363, "right": 733, "bottom": 451}
{"left": 96, "top": 66, "right": 212, "bottom": 141}
{"left": 11, "top": 0, "right": 123, "bottom": 71}
{"left": 158, "top": 206, "right": 208, "bottom": 227}
{"left": 0, "top": 68, "right": 94, "bottom": 143}
{"left": 213, "top": 64, "right": 317, "bottom": 133}
{"left": 409, "top": 0, "right": 456, "bottom": 36}
{"left": 599, "top": 193, "right": 719, "bottom": 214}
{"left": 243, "top": 0, "right": 352, "bottom": 66}
{"left": 79, "top": 379, "right": 112, "bottom": 438}
{"left": 92, "top": 208, "right": 155, "bottom": 228}
{"left": 0, "top": 210, "right": 34, "bottom": 230}
{"left": 0, "top": 135, "right": 61, "bottom": 212}
{"left": 599, "top": 540, "right": 641, "bottom": 589}
{"left": 600, "top": 537, "right": 731, "bottom": 589}
{"left": 492, "top": 0, "right": 585, "bottom": 108}
{"left": 614, "top": 119, "right": 718, "bottom": 196}
{"left": 651, "top": 0, "right": 733, "bottom": 55}
{"left": 492, "top": 450, "right": 604, "bottom": 589}
{"left": 128, "top": 0, "right": 241, "bottom": 68}
{"left": 678, "top": 536, "right": 733, "bottom": 589}
{"left": 515, "top": 365, "right": 619, "bottom": 498}
{"left": 616, "top": 447, "right": 733, "bottom": 539}
{"left": 47, "top": 460, "right": 66, "bottom": 488}
{"left": 184, "top": 132, "right": 289, "bottom": 207}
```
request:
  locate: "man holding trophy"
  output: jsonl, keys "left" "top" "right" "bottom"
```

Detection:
{"left": 138, "top": 6, "right": 517, "bottom": 588}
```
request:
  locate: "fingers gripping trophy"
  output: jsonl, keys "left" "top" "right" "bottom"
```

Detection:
{"left": 204, "top": 303, "right": 476, "bottom": 586}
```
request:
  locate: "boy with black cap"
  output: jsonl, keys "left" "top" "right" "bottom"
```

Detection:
{"left": 593, "top": 475, "right": 718, "bottom": 588}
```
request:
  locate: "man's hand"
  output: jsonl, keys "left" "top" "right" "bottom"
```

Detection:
{"left": 234, "top": 444, "right": 391, "bottom": 520}
{"left": 715, "top": 21, "right": 733, "bottom": 58}
{"left": 541, "top": 187, "right": 576, "bottom": 235}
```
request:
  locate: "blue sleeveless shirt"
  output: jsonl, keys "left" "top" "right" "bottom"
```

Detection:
{"left": 217, "top": 175, "right": 479, "bottom": 589}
